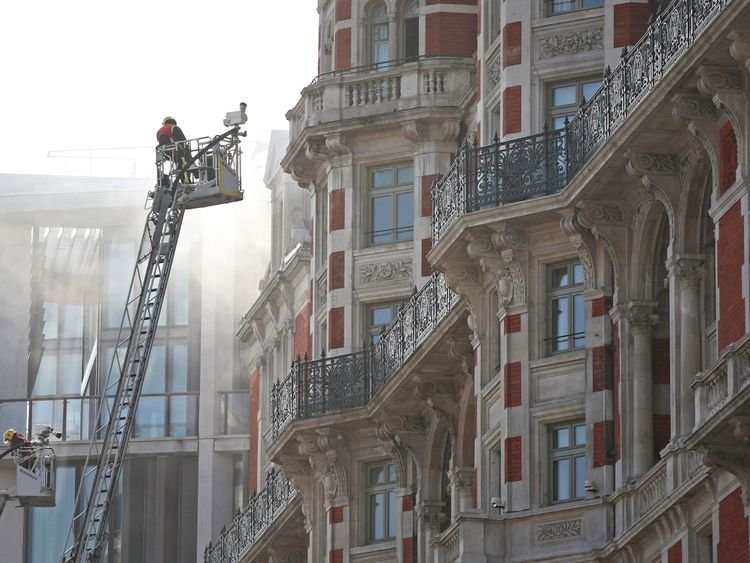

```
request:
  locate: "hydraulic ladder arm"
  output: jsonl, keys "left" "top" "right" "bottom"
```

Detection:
{"left": 61, "top": 123, "right": 244, "bottom": 563}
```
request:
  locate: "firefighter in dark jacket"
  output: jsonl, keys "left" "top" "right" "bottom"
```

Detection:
{"left": 156, "top": 116, "right": 193, "bottom": 184}
{"left": 4, "top": 429, "right": 33, "bottom": 469}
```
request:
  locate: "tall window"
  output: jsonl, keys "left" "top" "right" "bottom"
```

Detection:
{"left": 370, "top": 164, "right": 414, "bottom": 244}
{"left": 548, "top": 78, "right": 602, "bottom": 130}
{"left": 366, "top": 461, "right": 397, "bottom": 543}
{"left": 367, "top": 302, "right": 400, "bottom": 344}
{"left": 547, "top": 261, "right": 585, "bottom": 354}
{"left": 547, "top": 0, "right": 603, "bottom": 16}
{"left": 550, "top": 421, "right": 586, "bottom": 502}
{"left": 371, "top": 2, "right": 390, "bottom": 65}
{"left": 403, "top": 0, "right": 419, "bottom": 60}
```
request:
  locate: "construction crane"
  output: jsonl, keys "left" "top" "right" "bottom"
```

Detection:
{"left": 56, "top": 105, "right": 248, "bottom": 563}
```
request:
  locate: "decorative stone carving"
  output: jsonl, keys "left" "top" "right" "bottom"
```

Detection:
{"left": 538, "top": 28, "right": 603, "bottom": 60}
{"left": 491, "top": 225, "right": 528, "bottom": 306}
{"left": 359, "top": 259, "right": 412, "bottom": 284}
{"left": 703, "top": 445, "right": 750, "bottom": 509}
{"left": 625, "top": 151, "right": 680, "bottom": 176}
{"left": 560, "top": 211, "right": 596, "bottom": 291}
{"left": 441, "top": 120, "right": 461, "bottom": 142}
{"left": 402, "top": 120, "right": 426, "bottom": 143}
{"left": 488, "top": 55, "right": 502, "bottom": 87}
{"left": 297, "top": 430, "right": 348, "bottom": 501}
{"left": 672, "top": 93, "right": 719, "bottom": 123}
{"left": 535, "top": 518, "right": 583, "bottom": 542}
{"left": 325, "top": 133, "right": 351, "bottom": 156}
{"left": 578, "top": 204, "right": 624, "bottom": 227}
{"left": 697, "top": 65, "right": 743, "bottom": 96}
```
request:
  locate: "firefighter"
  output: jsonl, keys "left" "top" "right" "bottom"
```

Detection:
{"left": 156, "top": 116, "right": 193, "bottom": 184}
{"left": 4, "top": 429, "right": 33, "bottom": 469}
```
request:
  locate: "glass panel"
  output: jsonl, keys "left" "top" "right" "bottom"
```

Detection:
{"left": 552, "top": 84, "right": 577, "bottom": 107}
{"left": 387, "top": 463, "right": 396, "bottom": 483}
{"left": 573, "top": 294, "right": 585, "bottom": 348}
{"left": 62, "top": 304, "right": 83, "bottom": 338}
{"left": 373, "top": 2, "right": 387, "bottom": 18}
{"left": 582, "top": 80, "right": 602, "bottom": 101}
{"left": 105, "top": 242, "right": 134, "bottom": 328}
{"left": 143, "top": 345, "right": 166, "bottom": 394}
{"left": 396, "top": 191, "right": 414, "bottom": 241}
{"left": 582, "top": 0, "right": 603, "bottom": 8}
{"left": 554, "top": 458, "right": 571, "bottom": 500}
{"left": 575, "top": 424, "right": 586, "bottom": 445}
{"left": 388, "top": 489, "right": 397, "bottom": 538}
{"left": 33, "top": 354, "right": 57, "bottom": 396}
{"left": 370, "top": 492, "right": 385, "bottom": 540}
{"left": 65, "top": 398, "right": 87, "bottom": 441}
{"left": 44, "top": 303, "right": 59, "bottom": 339}
{"left": 171, "top": 262, "right": 189, "bottom": 325}
{"left": 169, "top": 395, "right": 188, "bottom": 437}
{"left": 396, "top": 165, "right": 414, "bottom": 185}
{"left": 28, "top": 464, "right": 76, "bottom": 563}
{"left": 575, "top": 456, "right": 586, "bottom": 497}
{"left": 552, "top": 296, "right": 569, "bottom": 351}
{"left": 135, "top": 396, "right": 165, "bottom": 438}
{"left": 171, "top": 343, "right": 188, "bottom": 392}
{"left": 370, "top": 466, "right": 385, "bottom": 485}
{"left": 554, "top": 427, "right": 570, "bottom": 449}
{"left": 553, "top": 115, "right": 568, "bottom": 130}
{"left": 550, "top": 0, "right": 576, "bottom": 13}
{"left": 551, "top": 267, "right": 569, "bottom": 288}
{"left": 31, "top": 400, "right": 64, "bottom": 434}
{"left": 372, "top": 169, "right": 394, "bottom": 189}
{"left": 372, "top": 306, "right": 394, "bottom": 327}
{"left": 61, "top": 352, "right": 82, "bottom": 395}
{"left": 224, "top": 391, "right": 249, "bottom": 435}
{"left": 573, "top": 263, "right": 584, "bottom": 285}
{"left": 372, "top": 195, "right": 393, "bottom": 243}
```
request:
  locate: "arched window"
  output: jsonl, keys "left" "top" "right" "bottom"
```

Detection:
{"left": 403, "top": 0, "right": 420, "bottom": 60}
{"left": 370, "top": 2, "right": 390, "bottom": 65}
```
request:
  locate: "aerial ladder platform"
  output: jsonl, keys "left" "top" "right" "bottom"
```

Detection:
{"left": 58, "top": 106, "right": 247, "bottom": 563}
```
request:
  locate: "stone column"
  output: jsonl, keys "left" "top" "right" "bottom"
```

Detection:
{"left": 676, "top": 259, "right": 704, "bottom": 436}
{"left": 388, "top": 15, "right": 398, "bottom": 61}
{"left": 629, "top": 303, "right": 658, "bottom": 477}
{"left": 448, "top": 466, "right": 475, "bottom": 514}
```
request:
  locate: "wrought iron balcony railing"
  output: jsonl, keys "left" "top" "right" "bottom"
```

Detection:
{"left": 203, "top": 467, "right": 298, "bottom": 563}
{"left": 432, "top": 0, "right": 733, "bottom": 242}
{"left": 271, "top": 271, "right": 459, "bottom": 438}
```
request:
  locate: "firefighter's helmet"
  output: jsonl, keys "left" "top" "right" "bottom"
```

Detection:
{"left": 4, "top": 429, "right": 17, "bottom": 443}
{"left": 162, "top": 116, "right": 176, "bottom": 126}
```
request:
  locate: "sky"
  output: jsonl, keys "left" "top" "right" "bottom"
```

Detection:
{"left": 0, "top": 1, "right": 319, "bottom": 179}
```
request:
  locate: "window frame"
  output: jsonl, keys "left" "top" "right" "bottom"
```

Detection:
{"left": 366, "top": 301, "right": 401, "bottom": 345}
{"left": 549, "top": 421, "right": 587, "bottom": 503}
{"left": 545, "top": 260, "right": 585, "bottom": 355}
{"left": 546, "top": 77, "right": 603, "bottom": 131}
{"left": 370, "top": 2, "right": 390, "bottom": 65}
{"left": 365, "top": 460, "right": 398, "bottom": 543}
{"left": 402, "top": 0, "right": 420, "bottom": 60}
{"left": 545, "top": 0, "right": 603, "bottom": 17}
{"left": 367, "top": 163, "right": 415, "bottom": 246}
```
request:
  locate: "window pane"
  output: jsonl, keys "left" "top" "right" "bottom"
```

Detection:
{"left": 551, "top": 0, "right": 577, "bottom": 13}
{"left": 388, "top": 490, "right": 397, "bottom": 538}
{"left": 551, "top": 267, "right": 569, "bottom": 288}
{"left": 171, "top": 343, "right": 188, "bottom": 392}
{"left": 575, "top": 456, "right": 586, "bottom": 497}
{"left": 575, "top": 424, "right": 586, "bottom": 445}
{"left": 61, "top": 352, "right": 82, "bottom": 395}
{"left": 370, "top": 492, "right": 385, "bottom": 540}
{"left": 396, "top": 166, "right": 414, "bottom": 185}
{"left": 372, "top": 306, "right": 394, "bottom": 327}
{"left": 553, "top": 115, "right": 569, "bottom": 130}
{"left": 582, "top": 0, "right": 603, "bottom": 8}
{"left": 387, "top": 463, "right": 396, "bottom": 483}
{"left": 552, "top": 85, "right": 577, "bottom": 107}
{"left": 396, "top": 191, "right": 414, "bottom": 241}
{"left": 143, "top": 345, "right": 166, "bottom": 394}
{"left": 572, "top": 263, "right": 584, "bottom": 285}
{"left": 573, "top": 294, "right": 585, "bottom": 348}
{"left": 554, "top": 427, "right": 570, "bottom": 449}
{"left": 372, "top": 195, "right": 393, "bottom": 243}
{"left": 169, "top": 395, "right": 188, "bottom": 437}
{"left": 34, "top": 354, "right": 57, "bottom": 396}
{"left": 44, "top": 303, "right": 59, "bottom": 339}
{"left": 554, "top": 459, "right": 571, "bottom": 500}
{"left": 171, "top": 262, "right": 189, "bottom": 325}
{"left": 372, "top": 169, "right": 394, "bottom": 189}
{"left": 135, "top": 396, "right": 165, "bottom": 438}
{"left": 552, "top": 296, "right": 569, "bottom": 351}
{"left": 370, "top": 466, "right": 385, "bottom": 485}
{"left": 62, "top": 304, "right": 83, "bottom": 338}
{"left": 582, "top": 81, "right": 602, "bottom": 101}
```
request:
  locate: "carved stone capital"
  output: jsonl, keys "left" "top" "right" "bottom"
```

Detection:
{"left": 441, "top": 120, "right": 461, "bottom": 142}
{"left": 402, "top": 120, "right": 427, "bottom": 143}
{"left": 297, "top": 430, "right": 348, "bottom": 500}
{"left": 671, "top": 93, "right": 719, "bottom": 124}
{"left": 447, "top": 466, "right": 474, "bottom": 490}
{"left": 626, "top": 303, "right": 659, "bottom": 335}
{"left": 697, "top": 64, "right": 743, "bottom": 96}
{"left": 325, "top": 133, "right": 351, "bottom": 156}
{"left": 305, "top": 139, "right": 329, "bottom": 162}
{"left": 625, "top": 150, "right": 680, "bottom": 177}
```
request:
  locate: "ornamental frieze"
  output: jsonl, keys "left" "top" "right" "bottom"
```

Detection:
{"left": 359, "top": 259, "right": 412, "bottom": 284}
{"left": 538, "top": 28, "right": 603, "bottom": 60}
{"left": 535, "top": 518, "right": 583, "bottom": 542}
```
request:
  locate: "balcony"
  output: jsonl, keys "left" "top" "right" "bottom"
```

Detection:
{"left": 432, "top": 0, "right": 734, "bottom": 243}
{"left": 202, "top": 467, "right": 300, "bottom": 563}
{"left": 286, "top": 56, "right": 475, "bottom": 148}
{"left": 271, "top": 271, "right": 459, "bottom": 439}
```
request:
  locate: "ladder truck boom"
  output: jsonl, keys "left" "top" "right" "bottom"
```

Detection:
{"left": 61, "top": 109, "right": 246, "bottom": 563}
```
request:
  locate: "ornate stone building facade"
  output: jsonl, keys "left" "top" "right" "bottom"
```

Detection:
{"left": 206, "top": 1, "right": 750, "bottom": 562}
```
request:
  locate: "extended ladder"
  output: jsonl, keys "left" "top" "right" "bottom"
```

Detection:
{"left": 61, "top": 125, "right": 243, "bottom": 563}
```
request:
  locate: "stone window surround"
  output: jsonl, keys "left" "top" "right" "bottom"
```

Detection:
{"left": 549, "top": 419, "right": 587, "bottom": 502}
{"left": 364, "top": 161, "right": 415, "bottom": 247}
{"left": 544, "top": 258, "right": 586, "bottom": 356}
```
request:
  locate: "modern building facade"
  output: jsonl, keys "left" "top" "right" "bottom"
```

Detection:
{"left": 0, "top": 171, "right": 269, "bottom": 563}
{"left": 206, "top": 0, "right": 750, "bottom": 562}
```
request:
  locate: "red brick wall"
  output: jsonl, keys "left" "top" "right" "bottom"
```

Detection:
{"left": 613, "top": 3, "right": 651, "bottom": 48}
{"left": 504, "top": 314, "right": 522, "bottom": 334}
{"left": 329, "top": 251, "right": 345, "bottom": 291}
{"left": 421, "top": 174, "right": 437, "bottom": 216}
{"left": 593, "top": 420, "right": 614, "bottom": 467}
{"left": 403, "top": 537, "right": 415, "bottom": 563}
{"left": 334, "top": 28, "right": 351, "bottom": 70}
{"left": 248, "top": 368, "right": 260, "bottom": 494}
{"left": 653, "top": 414, "right": 670, "bottom": 459}
{"left": 402, "top": 494, "right": 414, "bottom": 512}
{"left": 718, "top": 488, "right": 750, "bottom": 563}
{"left": 592, "top": 345, "right": 614, "bottom": 392}
{"left": 718, "top": 201, "right": 745, "bottom": 352}
{"left": 425, "top": 12, "right": 477, "bottom": 57}
{"left": 613, "top": 324, "right": 621, "bottom": 461}
{"left": 421, "top": 239, "right": 432, "bottom": 277}
{"left": 720, "top": 121, "right": 738, "bottom": 195}
{"left": 329, "top": 506, "right": 344, "bottom": 523}
{"left": 330, "top": 548, "right": 344, "bottom": 563}
{"left": 652, "top": 338, "right": 670, "bottom": 384}
{"left": 330, "top": 189, "right": 345, "bottom": 231}
{"left": 503, "top": 86, "right": 522, "bottom": 135}
{"left": 503, "top": 22, "right": 521, "bottom": 67}
{"left": 293, "top": 302, "right": 312, "bottom": 358}
{"left": 667, "top": 539, "right": 683, "bottom": 563}
{"left": 505, "top": 436, "right": 522, "bottom": 482}
{"left": 329, "top": 306, "right": 345, "bottom": 349}
{"left": 591, "top": 296, "right": 611, "bottom": 317}
{"left": 335, "top": 0, "right": 351, "bottom": 21}
{"left": 504, "top": 362, "right": 522, "bottom": 407}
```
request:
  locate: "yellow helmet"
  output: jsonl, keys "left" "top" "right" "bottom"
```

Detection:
{"left": 162, "top": 116, "right": 176, "bottom": 126}
{"left": 4, "top": 429, "right": 17, "bottom": 442}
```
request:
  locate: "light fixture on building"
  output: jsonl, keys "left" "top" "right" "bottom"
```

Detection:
{"left": 490, "top": 497, "right": 505, "bottom": 514}
{"left": 584, "top": 480, "right": 598, "bottom": 494}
